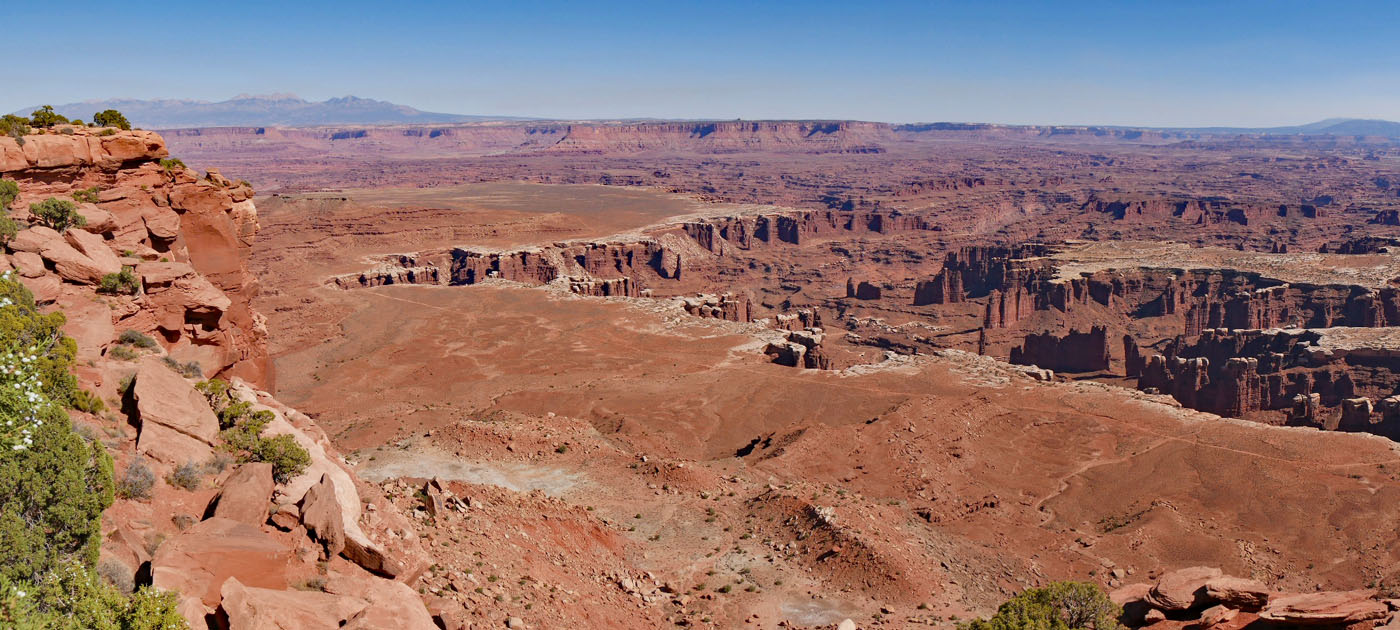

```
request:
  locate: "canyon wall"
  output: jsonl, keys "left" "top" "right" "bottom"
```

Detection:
{"left": 1135, "top": 328, "right": 1400, "bottom": 435}
{"left": 1009, "top": 326, "right": 1111, "bottom": 373}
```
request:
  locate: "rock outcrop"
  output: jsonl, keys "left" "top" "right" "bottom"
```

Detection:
{"left": 1115, "top": 567, "right": 1393, "bottom": 629}
{"left": 1009, "top": 326, "right": 1111, "bottom": 373}
{"left": 1136, "top": 328, "right": 1400, "bottom": 433}
{"left": 2, "top": 129, "right": 271, "bottom": 387}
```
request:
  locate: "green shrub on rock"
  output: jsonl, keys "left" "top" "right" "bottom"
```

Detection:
{"left": 0, "top": 116, "right": 31, "bottom": 144}
{"left": 28, "top": 106, "right": 68, "bottom": 129}
{"left": 250, "top": 433, "right": 311, "bottom": 483}
{"left": 0, "top": 180, "right": 18, "bottom": 210}
{"left": 959, "top": 582, "right": 1122, "bottom": 630}
{"left": 28, "top": 198, "right": 86, "bottom": 232}
{"left": 98, "top": 268, "right": 140, "bottom": 296}
{"left": 92, "top": 110, "right": 131, "bottom": 131}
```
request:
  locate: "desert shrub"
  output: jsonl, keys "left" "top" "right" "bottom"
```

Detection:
{"left": 28, "top": 198, "right": 86, "bottom": 232}
{"left": 96, "top": 556, "right": 134, "bottom": 594}
{"left": 158, "top": 158, "right": 185, "bottom": 173}
{"left": 0, "top": 274, "right": 78, "bottom": 408}
{"left": 116, "top": 373, "right": 135, "bottom": 397}
{"left": 0, "top": 273, "right": 114, "bottom": 598}
{"left": 107, "top": 345, "right": 139, "bottom": 361}
{"left": 217, "top": 400, "right": 253, "bottom": 428}
{"left": 250, "top": 433, "right": 310, "bottom": 483}
{"left": 0, "top": 180, "right": 17, "bottom": 210}
{"left": 70, "top": 390, "right": 105, "bottom": 414}
{"left": 204, "top": 452, "right": 233, "bottom": 474}
{"left": 98, "top": 128, "right": 117, "bottom": 137}
{"left": 115, "top": 459, "right": 154, "bottom": 500}
{"left": 117, "top": 329, "right": 157, "bottom": 349}
{"left": 92, "top": 110, "right": 131, "bottom": 131}
{"left": 0, "top": 115, "right": 31, "bottom": 143}
{"left": 195, "top": 378, "right": 231, "bottom": 410}
{"left": 27, "top": 106, "right": 68, "bottom": 129}
{"left": 165, "top": 462, "right": 202, "bottom": 491}
{"left": 98, "top": 267, "right": 140, "bottom": 296}
{"left": 959, "top": 582, "right": 1122, "bottom": 630}
{"left": 160, "top": 356, "right": 201, "bottom": 378}
{"left": 4, "top": 565, "right": 185, "bottom": 629}
{"left": 119, "top": 586, "right": 186, "bottom": 629}
{"left": 0, "top": 218, "right": 17, "bottom": 246}
{"left": 218, "top": 409, "right": 271, "bottom": 453}
{"left": 70, "top": 186, "right": 101, "bottom": 204}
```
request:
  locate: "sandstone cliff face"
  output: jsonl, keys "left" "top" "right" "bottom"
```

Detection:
{"left": 1136, "top": 328, "right": 1400, "bottom": 435}
{"left": 1, "top": 129, "right": 271, "bottom": 387}
{"left": 1083, "top": 195, "right": 1326, "bottom": 226}
{"left": 1010, "top": 326, "right": 1111, "bottom": 373}
{"left": 683, "top": 209, "right": 937, "bottom": 252}
{"left": 919, "top": 245, "right": 1400, "bottom": 334}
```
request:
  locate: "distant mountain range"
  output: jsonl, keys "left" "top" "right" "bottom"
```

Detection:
{"left": 11, "top": 97, "right": 1400, "bottom": 138}
{"left": 14, "top": 95, "right": 527, "bottom": 128}
{"left": 1165, "top": 118, "right": 1400, "bottom": 138}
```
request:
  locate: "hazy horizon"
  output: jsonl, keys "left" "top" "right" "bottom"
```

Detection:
{"left": 4, "top": 0, "right": 1399, "bottom": 127}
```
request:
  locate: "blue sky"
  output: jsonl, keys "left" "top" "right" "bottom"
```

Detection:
{"left": 3, "top": 0, "right": 1398, "bottom": 126}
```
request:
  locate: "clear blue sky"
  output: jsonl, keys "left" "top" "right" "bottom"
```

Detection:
{"left": 3, "top": 0, "right": 1398, "bottom": 126}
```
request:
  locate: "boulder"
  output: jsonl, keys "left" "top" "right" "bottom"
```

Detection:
{"left": 76, "top": 203, "right": 118, "bottom": 233}
{"left": 8, "top": 225, "right": 62, "bottom": 255}
{"left": 64, "top": 228, "right": 123, "bottom": 274}
{"left": 1204, "top": 576, "right": 1271, "bottom": 611}
{"left": 1111, "top": 583, "right": 1155, "bottom": 623}
{"left": 13, "top": 225, "right": 117, "bottom": 284}
{"left": 151, "top": 517, "right": 293, "bottom": 610}
{"left": 11, "top": 251, "right": 44, "bottom": 278}
{"left": 18, "top": 273, "right": 61, "bottom": 304}
{"left": 1147, "top": 566, "right": 1222, "bottom": 611}
{"left": 142, "top": 205, "right": 182, "bottom": 241}
{"left": 327, "top": 575, "right": 438, "bottom": 630}
{"left": 0, "top": 137, "right": 26, "bottom": 172}
{"left": 1144, "top": 609, "right": 1166, "bottom": 624}
{"left": 133, "top": 356, "right": 219, "bottom": 464}
{"left": 1259, "top": 590, "right": 1389, "bottom": 625}
{"left": 55, "top": 292, "right": 115, "bottom": 362}
{"left": 299, "top": 473, "right": 348, "bottom": 558}
{"left": 211, "top": 463, "right": 275, "bottom": 525}
{"left": 1199, "top": 604, "right": 1238, "bottom": 627}
{"left": 21, "top": 134, "right": 92, "bottom": 169}
{"left": 219, "top": 578, "right": 365, "bottom": 630}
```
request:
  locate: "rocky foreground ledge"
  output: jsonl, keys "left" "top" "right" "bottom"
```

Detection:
{"left": 1113, "top": 567, "right": 1398, "bottom": 629}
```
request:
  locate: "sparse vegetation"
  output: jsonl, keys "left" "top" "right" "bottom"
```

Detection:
{"left": 107, "top": 345, "right": 140, "bottom": 361}
{"left": 161, "top": 356, "right": 202, "bottom": 379}
{"left": 115, "top": 459, "right": 155, "bottom": 500}
{"left": 70, "top": 389, "right": 106, "bottom": 414}
{"left": 165, "top": 461, "right": 203, "bottom": 491}
{"left": 28, "top": 198, "right": 86, "bottom": 232}
{"left": 158, "top": 158, "right": 185, "bottom": 173}
{"left": 209, "top": 386, "right": 310, "bottom": 483}
{"left": 98, "top": 267, "right": 141, "bottom": 295}
{"left": 0, "top": 180, "right": 18, "bottom": 210}
{"left": 28, "top": 106, "right": 68, "bottom": 129}
{"left": 118, "top": 329, "right": 158, "bottom": 349}
{"left": 70, "top": 186, "right": 101, "bottom": 204}
{"left": 252, "top": 434, "right": 311, "bottom": 483}
{"left": 0, "top": 115, "right": 32, "bottom": 144}
{"left": 958, "top": 582, "right": 1122, "bottom": 630}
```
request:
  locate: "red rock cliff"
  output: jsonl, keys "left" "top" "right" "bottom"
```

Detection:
{"left": 1, "top": 127, "right": 272, "bottom": 388}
